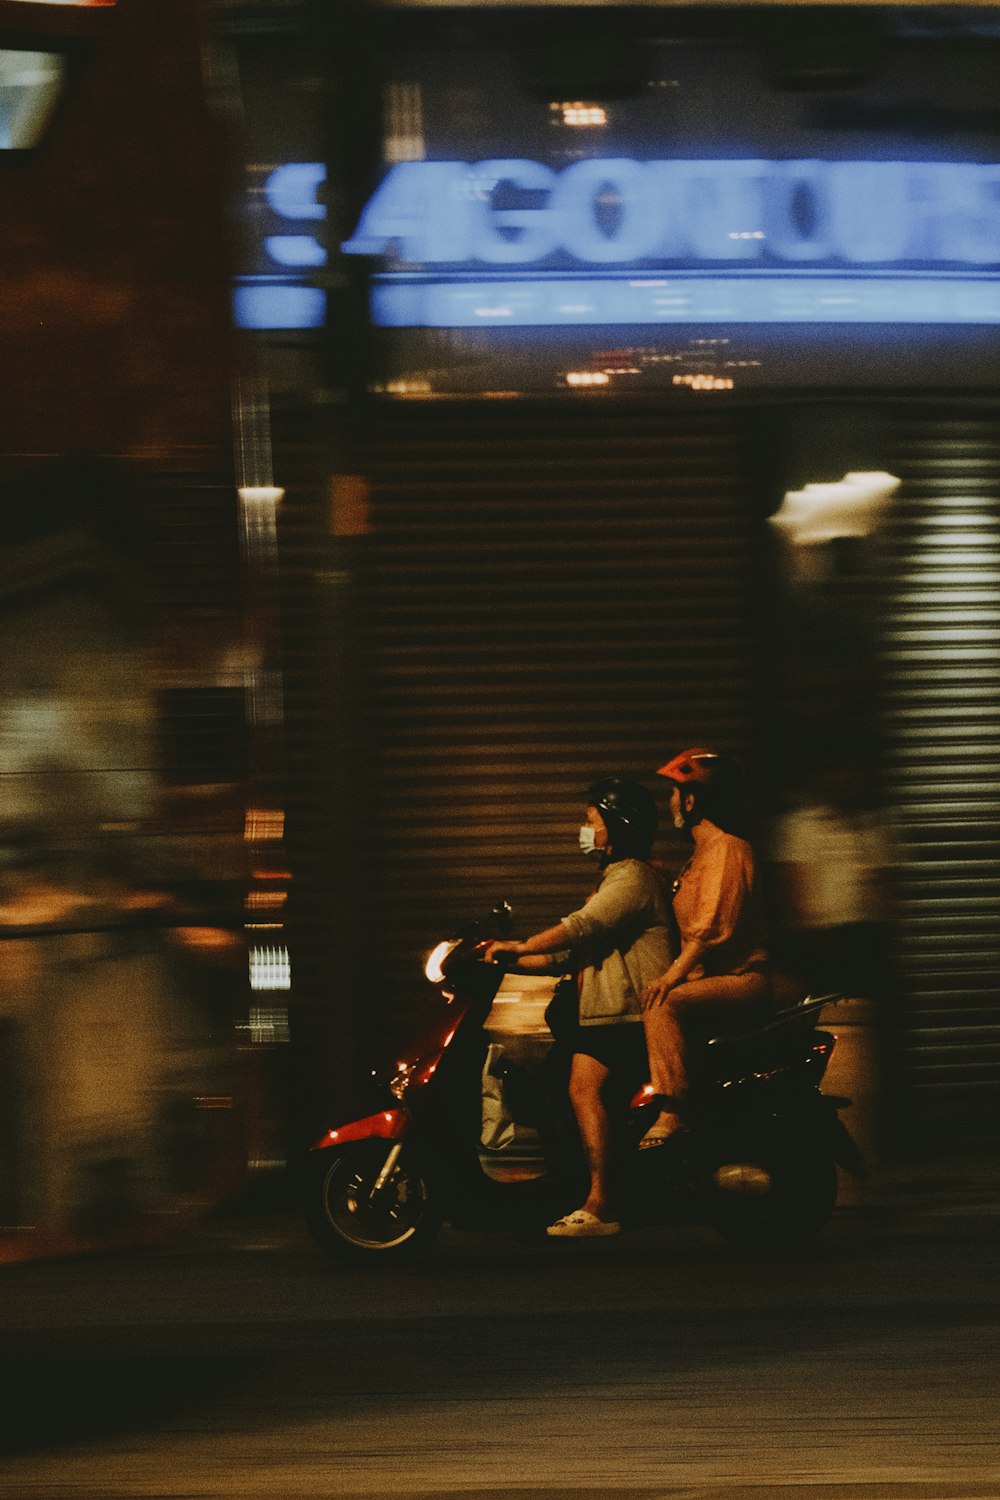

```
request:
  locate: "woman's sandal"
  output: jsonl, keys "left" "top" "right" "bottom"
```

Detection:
{"left": 638, "top": 1118, "right": 688, "bottom": 1151}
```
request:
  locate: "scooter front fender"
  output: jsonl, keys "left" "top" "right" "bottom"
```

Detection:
{"left": 310, "top": 1108, "right": 410, "bottom": 1152}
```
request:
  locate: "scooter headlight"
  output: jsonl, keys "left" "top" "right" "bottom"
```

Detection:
{"left": 424, "top": 939, "right": 460, "bottom": 983}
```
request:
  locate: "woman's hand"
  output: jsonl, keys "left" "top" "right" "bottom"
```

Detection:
{"left": 643, "top": 939, "right": 706, "bottom": 1008}
{"left": 642, "top": 972, "right": 676, "bottom": 1009}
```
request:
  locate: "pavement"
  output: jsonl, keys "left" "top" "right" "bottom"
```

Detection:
{"left": 169, "top": 1137, "right": 1000, "bottom": 1271}
{"left": 1, "top": 1140, "right": 998, "bottom": 1500}
{"left": 862, "top": 1141, "right": 1000, "bottom": 1217}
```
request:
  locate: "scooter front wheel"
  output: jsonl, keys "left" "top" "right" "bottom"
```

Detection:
{"left": 305, "top": 1140, "right": 440, "bottom": 1262}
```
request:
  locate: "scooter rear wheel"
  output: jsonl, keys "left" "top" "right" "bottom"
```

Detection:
{"left": 305, "top": 1141, "right": 440, "bottom": 1262}
{"left": 704, "top": 1139, "right": 838, "bottom": 1256}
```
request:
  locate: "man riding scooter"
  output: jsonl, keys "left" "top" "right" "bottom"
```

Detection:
{"left": 485, "top": 775, "right": 672, "bottom": 1238}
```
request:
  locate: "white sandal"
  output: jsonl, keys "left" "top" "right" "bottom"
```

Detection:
{"left": 546, "top": 1209, "right": 621, "bottom": 1238}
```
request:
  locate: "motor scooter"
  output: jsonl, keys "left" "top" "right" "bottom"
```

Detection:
{"left": 304, "top": 902, "right": 863, "bottom": 1261}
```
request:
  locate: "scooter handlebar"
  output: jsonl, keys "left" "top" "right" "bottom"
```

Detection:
{"left": 481, "top": 943, "right": 518, "bottom": 967}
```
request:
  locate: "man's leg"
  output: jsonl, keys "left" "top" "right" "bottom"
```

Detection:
{"left": 566, "top": 1049, "right": 616, "bottom": 1222}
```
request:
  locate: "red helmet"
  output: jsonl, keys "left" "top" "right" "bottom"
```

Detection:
{"left": 656, "top": 748, "right": 721, "bottom": 785}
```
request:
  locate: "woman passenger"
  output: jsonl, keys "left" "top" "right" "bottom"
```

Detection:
{"left": 640, "top": 748, "right": 771, "bottom": 1148}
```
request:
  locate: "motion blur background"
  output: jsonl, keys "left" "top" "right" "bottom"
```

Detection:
{"left": 3, "top": 0, "right": 1000, "bottom": 1261}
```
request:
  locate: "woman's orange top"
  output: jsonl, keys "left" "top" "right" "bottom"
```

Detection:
{"left": 671, "top": 819, "right": 769, "bottom": 979}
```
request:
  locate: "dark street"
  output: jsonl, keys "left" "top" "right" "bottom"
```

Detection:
{"left": 2, "top": 1161, "right": 999, "bottom": 1500}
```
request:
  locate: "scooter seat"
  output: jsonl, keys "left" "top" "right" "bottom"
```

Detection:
{"left": 700, "top": 994, "right": 843, "bottom": 1082}
{"left": 706, "top": 992, "right": 841, "bottom": 1048}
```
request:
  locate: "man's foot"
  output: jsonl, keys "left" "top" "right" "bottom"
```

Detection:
{"left": 546, "top": 1208, "right": 621, "bottom": 1238}
{"left": 638, "top": 1111, "right": 687, "bottom": 1151}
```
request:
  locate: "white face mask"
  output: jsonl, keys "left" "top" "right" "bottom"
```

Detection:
{"left": 578, "top": 825, "right": 600, "bottom": 856}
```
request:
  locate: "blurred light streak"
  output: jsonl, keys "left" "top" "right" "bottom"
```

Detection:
{"left": 237, "top": 482, "right": 284, "bottom": 730}
{"left": 174, "top": 927, "right": 243, "bottom": 953}
{"left": 241, "top": 1005, "right": 290, "bottom": 1044}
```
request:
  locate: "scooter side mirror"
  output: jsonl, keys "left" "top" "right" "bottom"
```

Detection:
{"left": 490, "top": 900, "right": 514, "bottom": 938}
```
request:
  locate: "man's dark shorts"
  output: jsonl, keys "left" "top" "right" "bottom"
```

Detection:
{"left": 571, "top": 1019, "right": 649, "bottom": 1084}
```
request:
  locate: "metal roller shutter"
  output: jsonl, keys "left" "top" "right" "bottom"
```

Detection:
{"left": 879, "top": 405, "right": 1000, "bottom": 1133}
{"left": 271, "top": 393, "right": 1000, "bottom": 1142}
{"left": 354, "top": 399, "right": 767, "bottom": 1029}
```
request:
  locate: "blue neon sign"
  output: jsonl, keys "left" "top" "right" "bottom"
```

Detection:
{"left": 346, "top": 158, "right": 1000, "bottom": 268}
{"left": 369, "top": 274, "right": 1000, "bottom": 328}
{"left": 342, "top": 156, "right": 1000, "bottom": 329}
{"left": 234, "top": 162, "right": 328, "bottom": 331}
{"left": 237, "top": 157, "right": 1000, "bottom": 330}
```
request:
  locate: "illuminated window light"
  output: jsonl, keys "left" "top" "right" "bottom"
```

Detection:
{"left": 238, "top": 485, "right": 284, "bottom": 508}
{"left": 384, "top": 378, "right": 432, "bottom": 396}
{"left": 244, "top": 807, "right": 285, "bottom": 842}
{"left": 246, "top": 890, "right": 287, "bottom": 912}
{"left": 550, "top": 101, "right": 607, "bottom": 127}
{"left": 249, "top": 946, "right": 291, "bottom": 992}
{"left": 672, "top": 373, "right": 734, "bottom": 392}
{"left": 236, "top": 1006, "right": 290, "bottom": 1044}
{"left": 565, "top": 371, "right": 610, "bottom": 387}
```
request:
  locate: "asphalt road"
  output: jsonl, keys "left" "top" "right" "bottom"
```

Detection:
{"left": 1, "top": 1172, "right": 999, "bottom": 1500}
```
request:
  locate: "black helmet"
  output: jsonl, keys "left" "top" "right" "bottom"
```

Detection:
{"left": 586, "top": 774, "right": 658, "bottom": 856}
